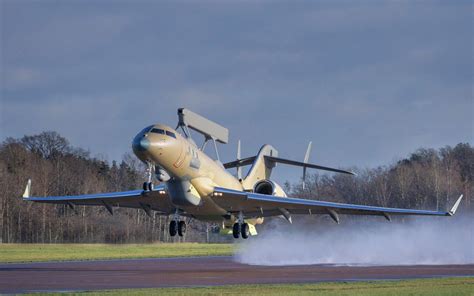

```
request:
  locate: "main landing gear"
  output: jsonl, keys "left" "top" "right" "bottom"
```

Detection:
{"left": 233, "top": 222, "right": 250, "bottom": 239}
{"left": 143, "top": 163, "right": 155, "bottom": 191}
{"left": 232, "top": 212, "right": 250, "bottom": 239}
{"left": 169, "top": 220, "right": 186, "bottom": 237}
{"left": 169, "top": 210, "right": 186, "bottom": 237}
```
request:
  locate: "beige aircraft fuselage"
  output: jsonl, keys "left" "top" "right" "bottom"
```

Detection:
{"left": 133, "top": 124, "right": 249, "bottom": 223}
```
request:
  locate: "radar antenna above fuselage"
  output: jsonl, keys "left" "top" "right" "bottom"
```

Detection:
{"left": 176, "top": 108, "right": 229, "bottom": 162}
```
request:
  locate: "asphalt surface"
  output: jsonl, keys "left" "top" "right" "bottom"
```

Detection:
{"left": 0, "top": 256, "right": 473, "bottom": 293}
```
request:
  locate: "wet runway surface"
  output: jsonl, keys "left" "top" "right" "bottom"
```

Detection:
{"left": 0, "top": 256, "right": 473, "bottom": 293}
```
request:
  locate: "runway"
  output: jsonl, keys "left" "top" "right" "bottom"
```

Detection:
{"left": 0, "top": 256, "right": 473, "bottom": 293}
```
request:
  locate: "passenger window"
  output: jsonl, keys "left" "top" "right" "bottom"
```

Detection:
{"left": 151, "top": 128, "right": 165, "bottom": 134}
{"left": 166, "top": 131, "right": 176, "bottom": 138}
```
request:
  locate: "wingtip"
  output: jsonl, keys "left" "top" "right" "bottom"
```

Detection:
{"left": 346, "top": 170, "right": 357, "bottom": 176}
{"left": 448, "top": 194, "right": 463, "bottom": 216}
{"left": 22, "top": 179, "right": 31, "bottom": 199}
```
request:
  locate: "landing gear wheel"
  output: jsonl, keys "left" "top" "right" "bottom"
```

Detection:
{"left": 143, "top": 182, "right": 154, "bottom": 191}
{"left": 178, "top": 221, "right": 186, "bottom": 237}
{"left": 169, "top": 220, "right": 177, "bottom": 237}
{"left": 241, "top": 223, "right": 250, "bottom": 239}
{"left": 232, "top": 223, "right": 240, "bottom": 239}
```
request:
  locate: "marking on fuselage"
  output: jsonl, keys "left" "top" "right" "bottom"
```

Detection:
{"left": 173, "top": 145, "right": 186, "bottom": 168}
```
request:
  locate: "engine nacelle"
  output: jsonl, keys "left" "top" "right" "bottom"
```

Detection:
{"left": 155, "top": 167, "right": 170, "bottom": 182}
{"left": 253, "top": 180, "right": 287, "bottom": 197}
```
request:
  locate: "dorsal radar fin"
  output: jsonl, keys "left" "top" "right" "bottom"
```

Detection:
{"left": 177, "top": 108, "right": 228, "bottom": 143}
{"left": 302, "top": 141, "right": 312, "bottom": 190}
{"left": 176, "top": 108, "right": 228, "bottom": 161}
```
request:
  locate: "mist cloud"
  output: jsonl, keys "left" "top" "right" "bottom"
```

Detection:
{"left": 234, "top": 216, "right": 474, "bottom": 266}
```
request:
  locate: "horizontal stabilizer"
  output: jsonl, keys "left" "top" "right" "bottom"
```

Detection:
{"left": 223, "top": 156, "right": 256, "bottom": 169}
{"left": 264, "top": 156, "right": 355, "bottom": 175}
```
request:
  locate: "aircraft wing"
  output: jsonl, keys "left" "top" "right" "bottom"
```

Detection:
{"left": 212, "top": 187, "right": 463, "bottom": 223}
{"left": 22, "top": 180, "right": 175, "bottom": 216}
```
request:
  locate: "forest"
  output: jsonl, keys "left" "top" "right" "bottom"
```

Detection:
{"left": 0, "top": 131, "right": 472, "bottom": 243}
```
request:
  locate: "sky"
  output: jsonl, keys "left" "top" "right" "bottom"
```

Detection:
{"left": 1, "top": 1, "right": 473, "bottom": 184}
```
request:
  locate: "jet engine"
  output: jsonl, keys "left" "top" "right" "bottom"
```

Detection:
{"left": 253, "top": 180, "right": 287, "bottom": 197}
{"left": 155, "top": 167, "right": 170, "bottom": 182}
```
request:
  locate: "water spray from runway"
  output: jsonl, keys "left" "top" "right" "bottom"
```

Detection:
{"left": 234, "top": 215, "right": 474, "bottom": 266}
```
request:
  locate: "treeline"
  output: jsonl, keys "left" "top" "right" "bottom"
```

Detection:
{"left": 0, "top": 132, "right": 472, "bottom": 243}
{"left": 0, "top": 132, "right": 210, "bottom": 244}
{"left": 291, "top": 144, "right": 473, "bottom": 215}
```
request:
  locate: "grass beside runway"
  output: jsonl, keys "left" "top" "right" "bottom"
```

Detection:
{"left": 0, "top": 243, "right": 233, "bottom": 263}
{"left": 25, "top": 277, "right": 474, "bottom": 296}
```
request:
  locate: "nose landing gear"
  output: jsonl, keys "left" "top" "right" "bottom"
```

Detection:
{"left": 143, "top": 163, "right": 155, "bottom": 191}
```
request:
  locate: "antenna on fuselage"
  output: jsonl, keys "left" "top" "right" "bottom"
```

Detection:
{"left": 176, "top": 108, "right": 229, "bottom": 162}
{"left": 237, "top": 140, "right": 242, "bottom": 179}
{"left": 302, "top": 141, "right": 312, "bottom": 190}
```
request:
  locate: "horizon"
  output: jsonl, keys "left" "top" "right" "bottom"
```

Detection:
{"left": 3, "top": 129, "right": 471, "bottom": 186}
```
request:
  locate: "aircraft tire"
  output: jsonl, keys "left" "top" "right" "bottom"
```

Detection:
{"left": 232, "top": 223, "right": 240, "bottom": 239}
{"left": 178, "top": 221, "right": 186, "bottom": 236}
{"left": 148, "top": 182, "right": 154, "bottom": 191}
{"left": 143, "top": 182, "right": 148, "bottom": 191}
{"left": 241, "top": 223, "right": 250, "bottom": 239}
{"left": 169, "top": 221, "right": 177, "bottom": 237}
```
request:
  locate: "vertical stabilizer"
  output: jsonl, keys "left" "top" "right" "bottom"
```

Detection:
{"left": 242, "top": 145, "right": 278, "bottom": 190}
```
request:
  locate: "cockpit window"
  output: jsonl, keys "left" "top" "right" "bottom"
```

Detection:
{"left": 150, "top": 128, "right": 165, "bottom": 134}
{"left": 149, "top": 128, "right": 176, "bottom": 139}
{"left": 140, "top": 125, "right": 153, "bottom": 134}
{"left": 166, "top": 131, "right": 176, "bottom": 138}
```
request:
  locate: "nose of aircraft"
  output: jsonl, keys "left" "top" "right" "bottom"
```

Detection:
{"left": 132, "top": 133, "right": 150, "bottom": 153}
